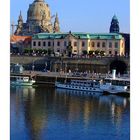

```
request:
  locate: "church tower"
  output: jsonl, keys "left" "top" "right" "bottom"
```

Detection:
{"left": 53, "top": 13, "right": 60, "bottom": 33}
{"left": 109, "top": 15, "right": 120, "bottom": 33}
{"left": 15, "top": 11, "right": 23, "bottom": 35}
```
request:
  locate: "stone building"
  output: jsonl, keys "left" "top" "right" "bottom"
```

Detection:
{"left": 14, "top": 0, "right": 60, "bottom": 35}
{"left": 31, "top": 32, "right": 125, "bottom": 56}
{"left": 10, "top": 35, "right": 32, "bottom": 53}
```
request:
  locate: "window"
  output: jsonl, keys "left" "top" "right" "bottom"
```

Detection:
{"left": 64, "top": 41, "right": 67, "bottom": 46}
{"left": 48, "top": 41, "right": 51, "bottom": 46}
{"left": 38, "top": 41, "right": 41, "bottom": 46}
{"left": 102, "top": 42, "right": 106, "bottom": 47}
{"left": 33, "top": 41, "right": 36, "bottom": 46}
{"left": 92, "top": 42, "right": 95, "bottom": 47}
{"left": 43, "top": 41, "right": 46, "bottom": 47}
{"left": 109, "top": 51, "right": 112, "bottom": 54}
{"left": 109, "top": 42, "right": 112, "bottom": 48}
{"left": 74, "top": 42, "right": 77, "bottom": 46}
{"left": 82, "top": 41, "right": 85, "bottom": 47}
{"left": 69, "top": 41, "right": 71, "bottom": 46}
{"left": 97, "top": 42, "right": 100, "bottom": 47}
{"left": 57, "top": 49, "right": 60, "bottom": 52}
{"left": 115, "top": 51, "right": 118, "bottom": 55}
{"left": 115, "top": 42, "right": 118, "bottom": 48}
{"left": 57, "top": 41, "right": 60, "bottom": 46}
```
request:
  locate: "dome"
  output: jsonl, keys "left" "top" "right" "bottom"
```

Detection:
{"left": 27, "top": 0, "right": 51, "bottom": 25}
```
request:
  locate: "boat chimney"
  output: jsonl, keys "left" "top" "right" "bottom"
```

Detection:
{"left": 112, "top": 69, "right": 116, "bottom": 79}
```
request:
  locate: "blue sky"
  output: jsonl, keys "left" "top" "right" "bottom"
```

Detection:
{"left": 10, "top": 0, "right": 130, "bottom": 33}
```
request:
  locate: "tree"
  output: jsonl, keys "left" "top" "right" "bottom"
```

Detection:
{"left": 95, "top": 50, "right": 100, "bottom": 55}
{"left": 89, "top": 50, "right": 94, "bottom": 55}
{"left": 82, "top": 50, "right": 88, "bottom": 55}
{"left": 100, "top": 50, "right": 105, "bottom": 56}
{"left": 48, "top": 49, "right": 52, "bottom": 56}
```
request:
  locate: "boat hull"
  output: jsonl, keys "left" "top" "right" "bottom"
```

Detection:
{"left": 11, "top": 81, "right": 35, "bottom": 86}
{"left": 55, "top": 83, "right": 103, "bottom": 93}
{"left": 103, "top": 90, "right": 130, "bottom": 97}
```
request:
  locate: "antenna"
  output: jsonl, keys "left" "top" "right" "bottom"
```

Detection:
{"left": 11, "top": 21, "right": 17, "bottom": 35}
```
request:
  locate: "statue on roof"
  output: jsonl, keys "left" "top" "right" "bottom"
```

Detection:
{"left": 40, "top": 10, "right": 53, "bottom": 32}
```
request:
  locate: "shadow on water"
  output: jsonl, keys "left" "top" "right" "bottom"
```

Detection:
{"left": 10, "top": 86, "right": 130, "bottom": 140}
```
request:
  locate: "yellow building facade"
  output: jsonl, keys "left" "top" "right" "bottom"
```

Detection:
{"left": 32, "top": 32, "right": 125, "bottom": 56}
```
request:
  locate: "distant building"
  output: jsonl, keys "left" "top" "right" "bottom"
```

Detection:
{"left": 109, "top": 15, "right": 130, "bottom": 56}
{"left": 31, "top": 32, "right": 125, "bottom": 56}
{"left": 120, "top": 33, "right": 130, "bottom": 56}
{"left": 14, "top": 0, "right": 60, "bottom": 35}
{"left": 10, "top": 35, "right": 32, "bottom": 53}
{"left": 109, "top": 15, "right": 120, "bottom": 33}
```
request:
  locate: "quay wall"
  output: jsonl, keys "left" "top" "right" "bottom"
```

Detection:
{"left": 11, "top": 56, "right": 130, "bottom": 74}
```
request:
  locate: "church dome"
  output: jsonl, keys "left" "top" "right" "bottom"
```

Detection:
{"left": 27, "top": 0, "right": 51, "bottom": 24}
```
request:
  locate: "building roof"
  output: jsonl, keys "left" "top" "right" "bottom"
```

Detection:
{"left": 10, "top": 35, "right": 32, "bottom": 43}
{"left": 32, "top": 32, "right": 123, "bottom": 40}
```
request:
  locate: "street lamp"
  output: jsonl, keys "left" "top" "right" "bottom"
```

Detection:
{"left": 32, "top": 63, "right": 35, "bottom": 71}
{"left": 65, "top": 63, "right": 67, "bottom": 74}
{"left": 45, "top": 62, "right": 47, "bottom": 72}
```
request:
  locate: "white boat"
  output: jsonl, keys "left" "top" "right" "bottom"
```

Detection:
{"left": 100, "top": 77, "right": 130, "bottom": 96}
{"left": 11, "top": 76, "right": 36, "bottom": 86}
{"left": 55, "top": 80, "right": 103, "bottom": 93}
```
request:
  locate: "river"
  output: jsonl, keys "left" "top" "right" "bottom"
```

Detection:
{"left": 10, "top": 85, "right": 130, "bottom": 140}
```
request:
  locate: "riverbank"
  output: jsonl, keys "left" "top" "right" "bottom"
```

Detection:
{"left": 11, "top": 71, "right": 105, "bottom": 86}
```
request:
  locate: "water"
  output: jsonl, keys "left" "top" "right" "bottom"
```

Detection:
{"left": 10, "top": 86, "right": 130, "bottom": 140}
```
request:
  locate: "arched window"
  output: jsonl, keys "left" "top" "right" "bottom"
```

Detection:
{"left": 48, "top": 41, "right": 51, "bottom": 46}
{"left": 64, "top": 41, "right": 67, "bottom": 46}
{"left": 38, "top": 41, "right": 41, "bottom": 46}
{"left": 43, "top": 41, "right": 46, "bottom": 47}
{"left": 115, "top": 42, "right": 118, "bottom": 48}
{"left": 74, "top": 42, "right": 77, "bottom": 46}
{"left": 33, "top": 41, "right": 36, "bottom": 46}
{"left": 109, "top": 42, "right": 112, "bottom": 48}
{"left": 92, "top": 42, "right": 95, "bottom": 47}
{"left": 97, "top": 42, "right": 100, "bottom": 47}
{"left": 82, "top": 41, "right": 85, "bottom": 47}
{"left": 102, "top": 42, "right": 106, "bottom": 47}
{"left": 57, "top": 41, "right": 60, "bottom": 46}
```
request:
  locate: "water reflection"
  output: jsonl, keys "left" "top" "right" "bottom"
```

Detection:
{"left": 11, "top": 86, "right": 130, "bottom": 140}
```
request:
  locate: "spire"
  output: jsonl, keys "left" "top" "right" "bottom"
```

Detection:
{"left": 55, "top": 13, "right": 59, "bottom": 23}
{"left": 18, "top": 11, "right": 23, "bottom": 21}
{"left": 53, "top": 13, "right": 60, "bottom": 33}
{"left": 109, "top": 14, "right": 120, "bottom": 33}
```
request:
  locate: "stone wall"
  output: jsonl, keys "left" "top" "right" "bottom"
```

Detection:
{"left": 11, "top": 56, "right": 130, "bottom": 73}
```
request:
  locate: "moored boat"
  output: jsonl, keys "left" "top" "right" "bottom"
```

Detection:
{"left": 55, "top": 79, "right": 103, "bottom": 93}
{"left": 11, "top": 76, "right": 36, "bottom": 86}
{"left": 100, "top": 77, "right": 130, "bottom": 96}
